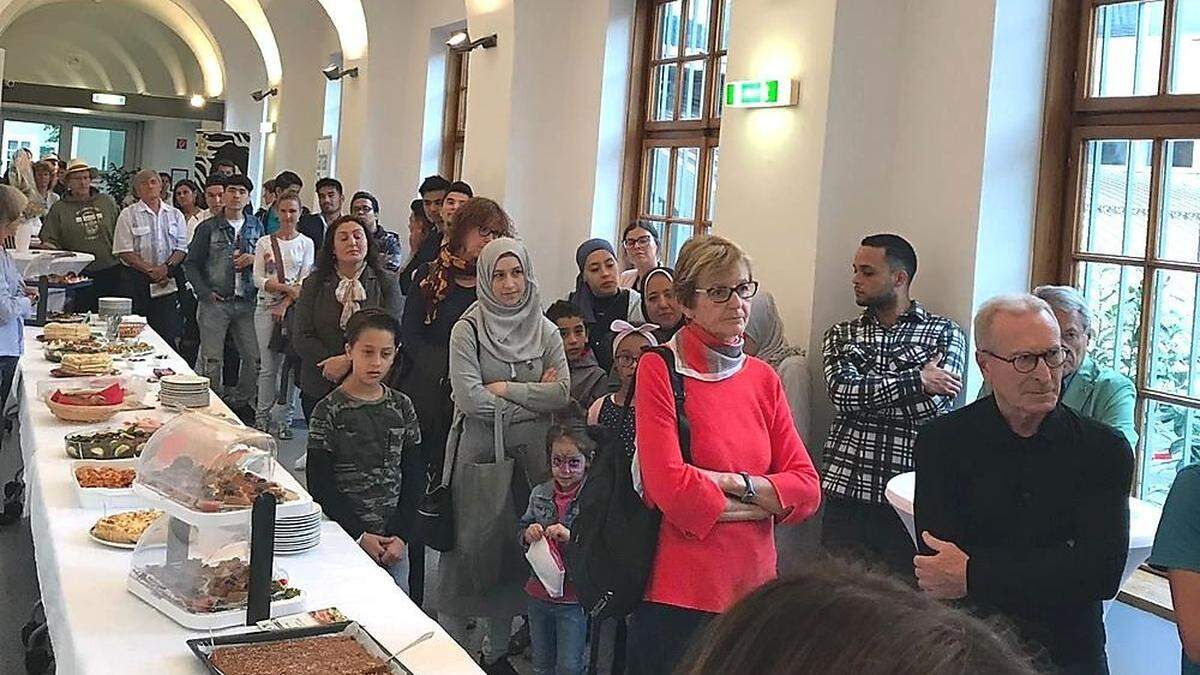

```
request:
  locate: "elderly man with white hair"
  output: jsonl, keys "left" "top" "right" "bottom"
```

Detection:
{"left": 913, "top": 293, "right": 1133, "bottom": 675}
{"left": 113, "top": 169, "right": 187, "bottom": 345}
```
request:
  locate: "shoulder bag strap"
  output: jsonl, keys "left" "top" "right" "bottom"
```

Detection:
{"left": 269, "top": 234, "right": 286, "bottom": 284}
{"left": 645, "top": 346, "right": 690, "bottom": 463}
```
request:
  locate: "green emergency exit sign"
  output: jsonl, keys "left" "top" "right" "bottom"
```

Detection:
{"left": 724, "top": 79, "right": 798, "bottom": 108}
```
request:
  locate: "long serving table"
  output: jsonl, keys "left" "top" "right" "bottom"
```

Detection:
{"left": 12, "top": 325, "right": 481, "bottom": 674}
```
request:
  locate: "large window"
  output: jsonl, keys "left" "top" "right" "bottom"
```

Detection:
{"left": 624, "top": 0, "right": 727, "bottom": 263}
{"left": 1041, "top": 0, "right": 1200, "bottom": 505}
{"left": 441, "top": 50, "right": 469, "bottom": 180}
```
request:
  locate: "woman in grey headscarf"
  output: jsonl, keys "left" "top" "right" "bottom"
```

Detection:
{"left": 434, "top": 237, "right": 570, "bottom": 671}
{"left": 745, "top": 291, "right": 811, "bottom": 445}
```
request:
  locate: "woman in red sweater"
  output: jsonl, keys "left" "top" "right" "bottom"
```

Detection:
{"left": 629, "top": 235, "right": 822, "bottom": 675}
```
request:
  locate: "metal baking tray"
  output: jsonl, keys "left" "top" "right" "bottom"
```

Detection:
{"left": 186, "top": 620, "right": 412, "bottom": 674}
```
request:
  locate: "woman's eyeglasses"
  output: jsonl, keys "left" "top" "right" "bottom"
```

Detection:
{"left": 623, "top": 235, "right": 653, "bottom": 249}
{"left": 694, "top": 281, "right": 759, "bottom": 303}
{"left": 980, "top": 347, "right": 1068, "bottom": 374}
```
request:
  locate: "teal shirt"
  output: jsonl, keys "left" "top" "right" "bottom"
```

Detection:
{"left": 263, "top": 206, "right": 280, "bottom": 235}
{"left": 1149, "top": 465, "right": 1200, "bottom": 675}
{"left": 977, "top": 355, "right": 1137, "bottom": 448}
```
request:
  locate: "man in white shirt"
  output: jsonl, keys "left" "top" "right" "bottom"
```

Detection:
{"left": 112, "top": 170, "right": 187, "bottom": 345}
{"left": 183, "top": 175, "right": 263, "bottom": 409}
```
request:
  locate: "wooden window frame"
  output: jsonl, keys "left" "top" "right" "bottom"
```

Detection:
{"left": 620, "top": 0, "right": 726, "bottom": 262}
{"left": 440, "top": 49, "right": 469, "bottom": 180}
{"left": 1035, "top": 0, "right": 1200, "bottom": 501}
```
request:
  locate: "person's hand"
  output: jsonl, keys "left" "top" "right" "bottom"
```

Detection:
{"left": 920, "top": 353, "right": 962, "bottom": 397}
{"left": 697, "top": 468, "right": 741, "bottom": 495}
{"left": 523, "top": 523, "right": 545, "bottom": 544}
{"left": 545, "top": 523, "right": 571, "bottom": 542}
{"left": 234, "top": 252, "right": 255, "bottom": 271}
{"left": 541, "top": 367, "right": 558, "bottom": 383}
{"left": 380, "top": 536, "right": 406, "bottom": 566}
{"left": 914, "top": 531, "right": 969, "bottom": 599}
{"left": 716, "top": 496, "right": 771, "bottom": 522}
{"left": 318, "top": 354, "right": 352, "bottom": 382}
{"left": 210, "top": 292, "right": 225, "bottom": 303}
{"left": 146, "top": 265, "right": 167, "bottom": 284}
{"left": 286, "top": 284, "right": 302, "bottom": 301}
{"left": 23, "top": 287, "right": 38, "bottom": 304}
{"left": 358, "top": 532, "right": 388, "bottom": 564}
{"left": 270, "top": 300, "right": 289, "bottom": 322}
{"left": 485, "top": 381, "right": 509, "bottom": 398}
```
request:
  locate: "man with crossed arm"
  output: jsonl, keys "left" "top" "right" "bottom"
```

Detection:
{"left": 821, "top": 233, "right": 966, "bottom": 579}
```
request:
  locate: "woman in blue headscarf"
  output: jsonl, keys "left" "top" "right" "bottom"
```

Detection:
{"left": 567, "top": 238, "right": 644, "bottom": 371}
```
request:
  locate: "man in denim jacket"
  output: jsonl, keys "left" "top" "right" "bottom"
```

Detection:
{"left": 184, "top": 175, "right": 262, "bottom": 408}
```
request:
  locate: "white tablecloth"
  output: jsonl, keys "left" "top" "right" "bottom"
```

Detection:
{"left": 13, "top": 326, "right": 481, "bottom": 674}
{"left": 11, "top": 251, "right": 95, "bottom": 279}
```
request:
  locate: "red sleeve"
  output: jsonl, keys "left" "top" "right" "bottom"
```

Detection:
{"left": 635, "top": 351, "right": 726, "bottom": 540}
{"left": 761, "top": 371, "right": 822, "bottom": 525}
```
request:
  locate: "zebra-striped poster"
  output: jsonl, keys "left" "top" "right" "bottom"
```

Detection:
{"left": 193, "top": 130, "right": 250, "bottom": 181}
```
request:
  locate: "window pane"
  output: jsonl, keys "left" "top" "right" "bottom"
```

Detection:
{"left": 1149, "top": 269, "right": 1200, "bottom": 397}
{"left": 71, "top": 127, "right": 126, "bottom": 171}
{"left": 1, "top": 121, "right": 59, "bottom": 163}
{"left": 707, "top": 146, "right": 719, "bottom": 222}
{"left": 684, "top": 0, "right": 712, "bottom": 57}
{"left": 1158, "top": 139, "right": 1200, "bottom": 262}
{"left": 672, "top": 147, "right": 700, "bottom": 219}
{"left": 719, "top": 0, "right": 730, "bottom": 51}
{"left": 714, "top": 54, "right": 727, "bottom": 118}
{"left": 1078, "top": 139, "right": 1151, "bottom": 256}
{"left": 1078, "top": 261, "right": 1144, "bottom": 380}
{"left": 657, "top": 1, "right": 682, "bottom": 59}
{"left": 1170, "top": 0, "right": 1200, "bottom": 93}
{"left": 651, "top": 64, "right": 678, "bottom": 121}
{"left": 680, "top": 60, "right": 706, "bottom": 120}
{"left": 645, "top": 147, "right": 671, "bottom": 217}
{"left": 1089, "top": 0, "right": 1164, "bottom": 98}
{"left": 1141, "top": 399, "right": 1200, "bottom": 505}
{"left": 668, "top": 223, "right": 694, "bottom": 264}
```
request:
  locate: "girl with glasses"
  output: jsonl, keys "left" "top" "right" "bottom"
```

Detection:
{"left": 587, "top": 321, "right": 661, "bottom": 459}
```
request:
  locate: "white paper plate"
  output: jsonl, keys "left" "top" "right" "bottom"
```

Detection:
{"left": 87, "top": 530, "right": 138, "bottom": 550}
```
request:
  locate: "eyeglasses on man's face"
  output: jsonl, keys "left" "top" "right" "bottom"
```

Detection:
{"left": 694, "top": 280, "right": 759, "bottom": 304}
{"left": 981, "top": 347, "right": 1068, "bottom": 374}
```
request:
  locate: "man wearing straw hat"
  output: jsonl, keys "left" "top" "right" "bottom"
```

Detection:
{"left": 39, "top": 158, "right": 121, "bottom": 312}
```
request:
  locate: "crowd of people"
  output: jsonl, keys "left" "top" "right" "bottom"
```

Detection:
{"left": 3, "top": 154, "right": 1194, "bottom": 675}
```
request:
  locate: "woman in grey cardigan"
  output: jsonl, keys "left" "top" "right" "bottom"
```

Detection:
{"left": 293, "top": 215, "right": 402, "bottom": 421}
{"left": 434, "top": 237, "right": 570, "bottom": 671}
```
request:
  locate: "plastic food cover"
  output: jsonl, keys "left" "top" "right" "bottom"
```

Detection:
{"left": 134, "top": 412, "right": 279, "bottom": 513}
{"left": 36, "top": 374, "right": 147, "bottom": 406}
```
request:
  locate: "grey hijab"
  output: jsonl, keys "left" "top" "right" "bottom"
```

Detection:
{"left": 745, "top": 291, "right": 804, "bottom": 369}
{"left": 463, "top": 237, "right": 546, "bottom": 363}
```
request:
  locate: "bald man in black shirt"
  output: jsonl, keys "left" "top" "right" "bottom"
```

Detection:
{"left": 914, "top": 294, "right": 1132, "bottom": 675}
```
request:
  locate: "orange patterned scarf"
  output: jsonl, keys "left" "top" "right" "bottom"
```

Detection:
{"left": 419, "top": 243, "right": 475, "bottom": 324}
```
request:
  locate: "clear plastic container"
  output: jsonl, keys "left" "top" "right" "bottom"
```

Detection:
{"left": 127, "top": 514, "right": 305, "bottom": 629}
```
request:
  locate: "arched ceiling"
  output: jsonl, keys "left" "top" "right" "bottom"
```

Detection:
{"left": 0, "top": 1, "right": 205, "bottom": 96}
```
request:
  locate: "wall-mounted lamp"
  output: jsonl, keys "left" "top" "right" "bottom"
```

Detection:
{"left": 322, "top": 64, "right": 359, "bottom": 81}
{"left": 250, "top": 87, "right": 278, "bottom": 102}
{"left": 723, "top": 78, "right": 800, "bottom": 109}
{"left": 259, "top": 120, "right": 277, "bottom": 134}
{"left": 189, "top": 95, "right": 205, "bottom": 108}
{"left": 446, "top": 30, "right": 497, "bottom": 53}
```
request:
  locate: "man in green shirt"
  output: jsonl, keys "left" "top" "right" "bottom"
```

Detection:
{"left": 1149, "top": 465, "right": 1200, "bottom": 675}
{"left": 39, "top": 159, "right": 121, "bottom": 312}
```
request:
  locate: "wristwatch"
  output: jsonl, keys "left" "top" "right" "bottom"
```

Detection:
{"left": 739, "top": 472, "right": 756, "bottom": 503}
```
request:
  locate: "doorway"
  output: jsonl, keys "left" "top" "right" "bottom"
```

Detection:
{"left": 0, "top": 113, "right": 138, "bottom": 171}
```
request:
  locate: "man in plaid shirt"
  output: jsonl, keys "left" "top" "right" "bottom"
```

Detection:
{"left": 820, "top": 234, "right": 966, "bottom": 579}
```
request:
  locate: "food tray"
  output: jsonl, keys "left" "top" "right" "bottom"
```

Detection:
{"left": 128, "top": 573, "right": 307, "bottom": 631}
{"left": 132, "top": 459, "right": 314, "bottom": 527}
{"left": 66, "top": 424, "right": 153, "bottom": 459}
{"left": 186, "top": 621, "right": 411, "bottom": 674}
{"left": 70, "top": 458, "right": 143, "bottom": 509}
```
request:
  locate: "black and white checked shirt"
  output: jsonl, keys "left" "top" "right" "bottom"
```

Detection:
{"left": 821, "top": 301, "right": 966, "bottom": 504}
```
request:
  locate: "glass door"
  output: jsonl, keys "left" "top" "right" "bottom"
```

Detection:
{"left": 1, "top": 120, "right": 60, "bottom": 164}
{"left": 71, "top": 126, "right": 127, "bottom": 172}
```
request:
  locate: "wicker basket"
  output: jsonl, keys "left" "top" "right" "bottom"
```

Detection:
{"left": 46, "top": 398, "right": 122, "bottom": 423}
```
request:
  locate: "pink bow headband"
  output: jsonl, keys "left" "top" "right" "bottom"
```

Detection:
{"left": 610, "top": 319, "right": 660, "bottom": 359}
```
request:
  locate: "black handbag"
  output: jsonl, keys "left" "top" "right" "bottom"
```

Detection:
{"left": 266, "top": 234, "right": 297, "bottom": 356}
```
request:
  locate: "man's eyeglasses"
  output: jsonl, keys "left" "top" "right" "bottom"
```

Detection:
{"left": 981, "top": 347, "right": 1068, "bottom": 374}
{"left": 623, "top": 235, "right": 653, "bottom": 249}
{"left": 351, "top": 204, "right": 374, "bottom": 214}
{"left": 551, "top": 456, "right": 585, "bottom": 470}
{"left": 694, "top": 281, "right": 759, "bottom": 303}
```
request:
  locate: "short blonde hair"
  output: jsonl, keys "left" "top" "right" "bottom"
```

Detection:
{"left": 674, "top": 234, "right": 752, "bottom": 308}
{"left": 973, "top": 294, "right": 1055, "bottom": 351}
{"left": 0, "top": 184, "right": 29, "bottom": 226}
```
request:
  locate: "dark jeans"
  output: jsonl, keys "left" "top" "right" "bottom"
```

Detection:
{"left": 176, "top": 274, "right": 199, "bottom": 367}
{"left": 625, "top": 602, "right": 715, "bottom": 675}
{"left": 821, "top": 495, "right": 916, "bottom": 583}
{"left": 0, "top": 356, "right": 18, "bottom": 412}
{"left": 71, "top": 265, "right": 123, "bottom": 313}
{"left": 301, "top": 391, "right": 321, "bottom": 423}
{"left": 527, "top": 598, "right": 587, "bottom": 675}
{"left": 122, "top": 268, "right": 180, "bottom": 346}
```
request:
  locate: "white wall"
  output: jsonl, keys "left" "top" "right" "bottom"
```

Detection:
{"left": 141, "top": 117, "right": 201, "bottom": 176}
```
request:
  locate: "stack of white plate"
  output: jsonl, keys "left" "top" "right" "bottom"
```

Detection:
{"left": 98, "top": 297, "right": 133, "bottom": 319}
{"left": 275, "top": 504, "right": 321, "bottom": 555}
{"left": 159, "top": 374, "right": 211, "bottom": 408}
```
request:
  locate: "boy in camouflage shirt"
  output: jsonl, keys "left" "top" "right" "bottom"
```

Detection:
{"left": 306, "top": 308, "right": 422, "bottom": 591}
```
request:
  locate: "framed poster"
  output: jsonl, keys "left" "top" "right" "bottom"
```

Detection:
{"left": 315, "top": 136, "right": 334, "bottom": 180}
{"left": 194, "top": 131, "right": 250, "bottom": 181}
{"left": 170, "top": 168, "right": 190, "bottom": 186}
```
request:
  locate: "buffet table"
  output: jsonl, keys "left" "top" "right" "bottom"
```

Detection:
{"left": 13, "top": 325, "right": 481, "bottom": 674}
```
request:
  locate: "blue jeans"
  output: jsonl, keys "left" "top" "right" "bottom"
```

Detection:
{"left": 527, "top": 597, "right": 586, "bottom": 675}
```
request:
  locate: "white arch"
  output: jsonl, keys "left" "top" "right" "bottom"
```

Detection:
{"left": 218, "top": 0, "right": 282, "bottom": 85}
{"left": 315, "top": 0, "right": 368, "bottom": 61}
{"left": 86, "top": 30, "right": 149, "bottom": 93}
{"left": 0, "top": 0, "right": 224, "bottom": 96}
{"left": 1, "top": 9, "right": 151, "bottom": 93}
{"left": 134, "top": 27, "right": 190, "bottom": 95}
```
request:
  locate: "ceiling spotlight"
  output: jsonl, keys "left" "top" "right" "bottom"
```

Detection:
{"left": 322, "top": 64, "right": 359, "bottom": 81}
{"left": 250, "top": 87, "right": 278, "bottom": 102}
{"left": 445, "top": 29, "right": 497, "bottom": 52}
{"left": 189, "top": 94, "right": 205, "bottom": 108}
